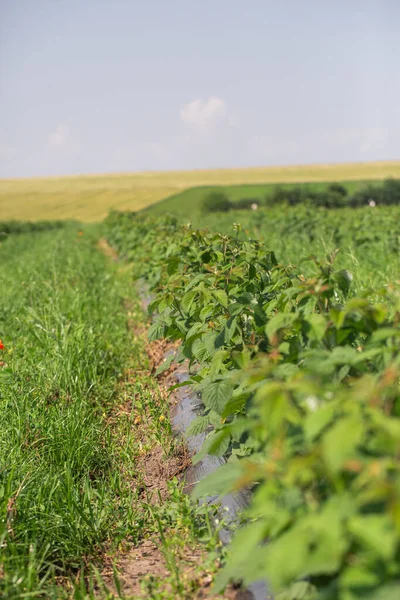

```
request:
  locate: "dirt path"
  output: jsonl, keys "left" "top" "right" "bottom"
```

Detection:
{"left": 96, "top": 240, "right": 251, "bottom": 599}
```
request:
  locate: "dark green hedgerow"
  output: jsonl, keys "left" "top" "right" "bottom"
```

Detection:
{"left": 266, "top": 178, "right": 400, "bottom": 209}
{"left": 106, "top": 211, "right": 400, "bottom": 600}
{"left": 199, "top": 178, "right": 400, "bottom": 213}
{"left": 0, "top": 219, "right": 69, "bottom": 240}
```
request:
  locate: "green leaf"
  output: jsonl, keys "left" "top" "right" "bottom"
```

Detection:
{"left": 222, "top": 391, "right": 249, "bottom": 418}
{"left": 203, "top": 331, "right": 219, "bottom": 354}
{"left": 183, "top": 273, "right": 206, "bottom": 292}
{"left": 335, "top": 269, "right": 353, "bottom": 295}
{"left": 263, "top": 525, "right": 310, "bottom": 591}
{"left": 228, "top": 302, "right": 245, "bottom": 317}
{"left": 185, "top": 322, "right": 206, "bottom": 342}
{"left": 206, "top": 428, "right": 231, "bottom": 456}
{"left": 304, "top": 403, "right": 336, "bottom": 442}
{"left": 168, "top": 380, "right": 193, "bottom": 391}
{"left": 192, "top": 337, "right": 211, "bottom": 362}
{"left": 208, "top": 349, "right": 229, "bottom": 377}
{"left": 166, "top": 256, "right": 180, "bottom": 275}
{"left": 304, "top": 313, "right": 327, "bottom": 342}
{"left": 347, "top": 515, "right": 397, "bottom": 561}
{"left": 202, "top": 379, "right": 233, "bottom": 414}
{"left": 364, "top": 583, "right": 400, "bottom": 600}
{"left": 231, "top": 348, "right": 252, "bottom": 369}
{"left": 255, "top": 382, "right": 288, "bottom": 433}
{"left": 212, "top": 520, "right": 268, "bottom": 592}
{"left": 275, "top": 582, "right": 317, "bottom": 600}
{"left": 322, "top": 416, "right": 364, "bottom": 473}
{"left": 213, "top": 289, "right": 228, "bottom": 308}
{"left": 154, "top": 352, "right": 174, "bottom": 376}
{"left": 224, "top": 316, "right": 238, "bottom": 345}
{"left": 186, "top": 414, "right": 213, "bottom": 436}
{"left": 340, "top": 564, "right": 380, "bottom": 589}
{"left": 329, "top": 346, "right": 360, "bottom": 365}
{"left": 192, "top": 461, "right": 243, "bottom": 499}
{"left": 370, "top": 327, "right": 400, "bottom": 344}
{"left": 266, "top": 312, "right": 297, "bottom": 341}
{"left": 148, "top": 318, "right": 166, "bottom": 341}
{"left": 265, "top": 508, "right": 348, "bottom": 590}
{"left": 181, "top": 290, "right": 197, "bottom": 314}
{"left": 330, "top": 307, "right": 346, "bottom": 329}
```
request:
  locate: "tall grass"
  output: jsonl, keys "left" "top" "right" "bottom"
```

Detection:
{"left": 0, "top": 225, "right": 225, "bottom": 599}
{"left": 0, "top": 227, "right": 136, "bottom": 597}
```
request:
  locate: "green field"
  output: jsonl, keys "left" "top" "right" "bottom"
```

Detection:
{"left": 104, "top": 196, "right": 400, "bottom": 599}
{"left": 1, "top": 160, "right": 400, "bottom": 221}
{"left": 145, "top": 179, "right": 364, "bottom": 217}
{"left": 2, "top": 164, "right": 400, "bottom": 599}
{"left": 0, "top": 226, "right": 223, "bottom": 599}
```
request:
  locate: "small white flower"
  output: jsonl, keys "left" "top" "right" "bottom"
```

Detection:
{"left": 251, "top": 203, "right": 258, "bottom": 210}
{"left": 305, "top": 395, "right": 319, "bottom": 412}
{"left": 368, "top": 199, "right": 376, "bottom": 207}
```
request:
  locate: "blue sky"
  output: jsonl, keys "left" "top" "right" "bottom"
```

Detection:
{"left": 0, "top": 0, "right": 399, "bottom": 177}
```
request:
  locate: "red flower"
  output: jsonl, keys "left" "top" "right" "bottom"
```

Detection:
{"left": 0, "top": 340, "right": 4, "bottom": 350}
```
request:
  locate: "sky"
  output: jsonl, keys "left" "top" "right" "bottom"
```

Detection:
{"left": 0, "top": 0, "right": 399, "bottom": 178}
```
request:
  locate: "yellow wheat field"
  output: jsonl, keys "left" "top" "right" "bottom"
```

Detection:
{"left": 1, "top": 160, "right": 399, "bottom": 222}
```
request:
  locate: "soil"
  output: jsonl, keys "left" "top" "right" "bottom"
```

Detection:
{"left": 97, "top": 238, "right": 119, "bottom": 261}
{"left": 137, "top": 444, "right": 191, "bottom": 504}
{"left": 103, "top": 539, "right": 252, "bottom": 599}
{"left": 98, "top": 240, "right": 252, "bottom": 598}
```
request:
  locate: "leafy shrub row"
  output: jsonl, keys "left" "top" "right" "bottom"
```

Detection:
{"left": 106, "top": 211, "right": 400, "bottom": 599}
{"left": 267, "top": 182, "right": 350, "bottom": 209}
{"left": 202, "top": 178, "right": 400, "bottom": 212}
{"left": 202, "top": 191, "right": 260, "bottom": 213}
{"left": 0, "top": 219, "right": 67, "bottom": 240}
{"left": 267, "top": 178, "right": 400, "bottom": 208}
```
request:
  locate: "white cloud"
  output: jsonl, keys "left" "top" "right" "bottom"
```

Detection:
{"left": 180, "top": 96, "right": 228, "bottom": 132}
{"left": 47, "top": 124, "right": 79, "bottom": 153}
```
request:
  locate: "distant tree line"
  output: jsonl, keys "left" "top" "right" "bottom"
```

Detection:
{"left": 0, "top": 220, "right": 68, "bottom": 240}
{"left": 202, "top": 178, "right": 400, "bottom": 213}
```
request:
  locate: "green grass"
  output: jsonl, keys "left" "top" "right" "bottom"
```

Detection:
{"left": 1, "top": 160, "right": 399, "bottom": 222}
{"left": 1, "top": 160, "right": 400, "bottom": 597}
{"left": 0, "top": 226, "right": 135, "bottom": 596}
{"left": 0, "top": 227, "right": 222, "bottom": 599}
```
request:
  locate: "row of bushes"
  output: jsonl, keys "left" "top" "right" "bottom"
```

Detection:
{"left": 268, "top": 182, "right": 349, "bottom": 208}
{"left": 202, "top": 178, "right": 400, "bottom": 212}
{"left": 202, "top": 193, "right": 261, "bottom": 213}
{"left": 0, "top": 220, "right": 67, "bottom": 240}
{"left": 268, "top": 178, "right": 400, "bottom": 208}
{"left": 105, "top": 212, "right": 400, "bottom": 599}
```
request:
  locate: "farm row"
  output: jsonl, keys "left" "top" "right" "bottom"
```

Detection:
{"left": 2, "top": 175, "right": 400, "bottom": 599}
{"left": 105, "top": 205, "right": 400, "bottom": 599}
{"left": 0, "top": 226, "right": 223, "bottom": 599}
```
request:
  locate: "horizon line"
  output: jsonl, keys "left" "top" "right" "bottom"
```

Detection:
{"left": 1, "top": 158, "right": 399, "bottom": 183}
